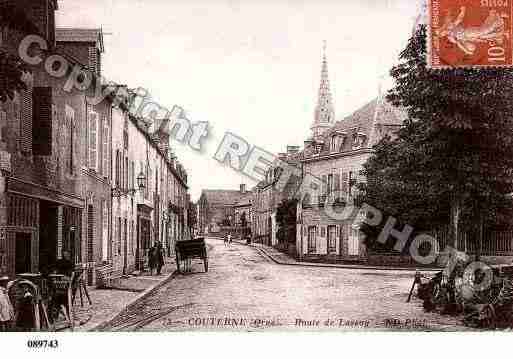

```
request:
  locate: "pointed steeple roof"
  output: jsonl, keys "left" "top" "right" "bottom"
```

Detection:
{"left": 311, "top": 40, "right": 335, "bottom": 140}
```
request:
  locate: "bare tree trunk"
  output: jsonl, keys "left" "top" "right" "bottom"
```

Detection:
{"left": 450, "top": 197, "right": 461, "bottom": 250}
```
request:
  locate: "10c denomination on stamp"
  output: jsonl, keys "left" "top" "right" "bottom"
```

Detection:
{"left": 429, "top": 0, "right": 513, "bottom": 68}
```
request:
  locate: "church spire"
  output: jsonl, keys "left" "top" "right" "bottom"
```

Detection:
{"left": 311, "top": 40, "right": 335, "bottom": 141}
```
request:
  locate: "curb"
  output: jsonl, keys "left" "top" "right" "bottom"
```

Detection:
{"left": 88, "top": 270, "right": 178, "bottom": 331}
{"left": 252, "top": 245, "right": 440, "bottom": 272}
{"left": 209, "top": 236, "right": 440, "bottom": 272}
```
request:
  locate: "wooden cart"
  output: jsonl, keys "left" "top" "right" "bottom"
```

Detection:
{"left": 175, "top": 238, "right": 208, "bottom": 273}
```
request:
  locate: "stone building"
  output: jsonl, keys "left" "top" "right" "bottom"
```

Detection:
{"left": 109, "top": 96, "right": 189, "bottom": 276}
{"left": 198, "top": 184, "right": 249, "bottom": 235}
{"left": 0, "top": 1, "right": 190, "bottom": 283}
{"left": 0, "top": 0, "right": 104, "bottom": 282}
{"left": 296, "top": 44, "right": 405, "bottom": 262}
{"left": 252, "top": 146, "right": 302, "bottom": 247}
{"left": 234, "top": 191, "right": 252, "bottom": 237}
{"left": 54, "top": 27, "right": 112, "bottom": 285}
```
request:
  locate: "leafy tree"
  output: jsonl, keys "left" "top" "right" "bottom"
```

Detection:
{"left": 276, "top": 199, "right": 298, "bottom": 245}
{"left": 360, "top": 25, "right": 513, "bottom": 249}
{"left": 0, "top": 3, "right": 40, "bottom": 102}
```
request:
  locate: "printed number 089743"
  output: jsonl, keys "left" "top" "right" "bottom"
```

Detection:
{"left": 27, "top": 340, "right": 59, "bottom": 349}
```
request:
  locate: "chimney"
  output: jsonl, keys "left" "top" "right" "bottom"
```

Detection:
{"left": 240, "top": 184, "right": 246, "bottom": 194}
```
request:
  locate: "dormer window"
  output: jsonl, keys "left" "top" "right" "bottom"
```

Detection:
{"left": 314, "top": 143, "right": 323, "bottom": 155}
{"left": 330, "top": 136, "right": 339, "bottom": 152}
{"left": 352, "top": 133, "right": 367, "bottom": 150}
{"left": 330, "top": 132, "right": 347, "bottom": 153}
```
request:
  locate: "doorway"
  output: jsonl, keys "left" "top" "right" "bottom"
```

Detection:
{"left": 123, "top": 218, "right": 128, "bottom": 275}
{"left": 307, "top": 226, "right": 317, "bottom": 254}
{"left": 327, "top": 225, "right": 337, "bottom": 254}
{"left": 39, "top": 201, "right": 58, "bottom": 272}
{"left": 348, "top": 227, "right": 360, "bottom": 256}
{"left": 15, "top": 232, "right": 32, "bottom": 274}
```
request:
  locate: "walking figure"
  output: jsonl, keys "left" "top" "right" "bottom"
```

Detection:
{"left": 224, "top": 234, "right": 229, "bottom": 246}
{"left": 148, "top": 246, "right": 156, "bottom": 275}
{"left": 155, "top": 241, "right": 165, "bottom": 275}
{"left": 228, "top": 233, "right": 232, "bottom": 246}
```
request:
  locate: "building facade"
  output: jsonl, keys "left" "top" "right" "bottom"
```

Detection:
{"left": 0, "top": 0, "right": 190, "bottom": 283}
{"left": 252, "top": 146, "right": 302, "bottom": 247}
{"left": 198, "top": 185, "right": 249, "bottom": 235}
{"left": 297, "top": 47, "right": 405, "bottom": 261}
{"left": 109, "top": 102, "right": 189, "bottom": 275}
{"left": 0, "top": 1, "right": 105, "bottom": 282}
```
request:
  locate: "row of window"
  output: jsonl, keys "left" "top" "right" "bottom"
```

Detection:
{"left": 306, "top": 225, "right": 360, "bottom": 256}
{"left": 0, "top": 88, "right": 110, "bottom": 178}
{"left": 111, "top": 216, "right": 136, "bottom": 260}
{"left": 87, "top": 107, "right": 110, "bottom": 176}
{"left": 329, "top": 133, "right": 367, "bottom": 153}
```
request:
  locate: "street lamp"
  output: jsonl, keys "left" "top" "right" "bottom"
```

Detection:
{"left": 112, "top": 171, "right": 147, "bottom": 198}
{"left": 137, "top": 171, "right": 146, "bottom": 190}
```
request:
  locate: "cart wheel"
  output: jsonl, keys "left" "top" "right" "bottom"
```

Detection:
{"left": 204, "top": 258, "right": 209, "bottom": 273}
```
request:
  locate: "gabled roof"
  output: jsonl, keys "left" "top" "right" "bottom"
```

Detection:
{"left": 201, "top": 190, "right": 247, "bottom": 206}
{"left": 56, "top": 28, "right": 104, "bottom": 52}
{"left": 303, "top": 97, "right": 406, "bottom": 159}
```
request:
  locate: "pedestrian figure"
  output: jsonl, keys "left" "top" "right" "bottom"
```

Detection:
{"left": 148, "top": 246, "right": 157, "bottom": 275}
{"left": 0, "top": 286, "right": 14, "bottom": 331}
{"left": 228, "top": 233, "right": 232, "bottom": 246}
{"left": 224, "top": 234, "right": 228, "bottom": 246}
{"left": 155, "top": 241, "right": 165, "bottom": 275}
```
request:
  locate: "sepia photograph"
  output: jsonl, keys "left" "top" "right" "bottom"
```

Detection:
{"left": 1, "top": 0, "right": 513, "bottom": 355}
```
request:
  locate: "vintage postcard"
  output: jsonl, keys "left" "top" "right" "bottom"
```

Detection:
{"left": 1, "top": 0, "right": 513, "bottom": 353}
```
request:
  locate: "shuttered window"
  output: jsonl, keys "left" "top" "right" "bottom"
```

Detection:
{"left": 130, "top": 161, "right": 135, "bottom": 190}
{"left": 341, "top": 172, "right": 349, "bottom": 194}
{"left": 327, "top": 174, "right": 333, "bottom": 194}
{"left": 87, "top": 205, "right": 94, "bottom": 262}
{"left": 65, "top": 105, "right": 75, "bottom": 174}
{"left": 117, "top": 217, "right": 122, "bottom": 256}
{"left": 115, "top": 150, "right": 121, "bottom": 187}
{"left": 89, "top": 111, "right": 99, "bottom": 171}
{"left": 0, "top": 110, "right": 6, "bottom": 142}
{"left": 101, "top": 200, "right": 108, "bottom": 262}
{"left": 19, "top": 89, "right": 32, "bottom": 153}
{"left": 334, "top": 173, "right": 340, "bottom": 192}
{"left": 131, "top": 220, "right": 135, "bottom": 255}
{"left": 32, "top": 87, "right": 53, "bottom": 156}
{"left": 88, "top": 47, "right": 98, "bottom": 75}
{"left": 125, "top": 157, "right": 129, "bottom": 191}
{"left": 102, "top": 116, "right": 109, "bottom": 178}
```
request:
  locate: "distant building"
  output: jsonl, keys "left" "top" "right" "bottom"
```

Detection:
{"left": 198, "top": 184, "right": 251, "bottom": 235}
{"left": 252, "top": 146, "right": 302, "bottom": 247}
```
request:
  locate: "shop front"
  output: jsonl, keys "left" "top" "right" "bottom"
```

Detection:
{"left": 136, "top": 204, "right": 153, "bottom": 271}
{"left": 0, "top": 177, "right": 83, "bottom": 279}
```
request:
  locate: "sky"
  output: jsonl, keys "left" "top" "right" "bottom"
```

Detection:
{"left": 55, "top": 0, "right": 420, "bottom": 201}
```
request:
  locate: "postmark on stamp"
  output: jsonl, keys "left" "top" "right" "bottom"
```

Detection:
{"left": 428, "top": 0, "right": 513, "bottom": 68}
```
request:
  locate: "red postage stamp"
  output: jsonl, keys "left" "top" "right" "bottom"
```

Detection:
{"left": 428, "top": 0, "right": 513, "bottom": 68}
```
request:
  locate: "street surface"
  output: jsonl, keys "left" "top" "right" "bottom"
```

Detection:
{"left": 105, "top": 237, "right": 467, "bottom": 331}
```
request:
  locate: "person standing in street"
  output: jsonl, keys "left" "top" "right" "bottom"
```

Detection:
{"left": 155, "top": 241, "right": 165, "bottom": 275}
{"left": 148, "top": 245, "right": 156, "bottom": 276}
{"left": 228, "top": 232, "right": 232, "bottom": 246}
